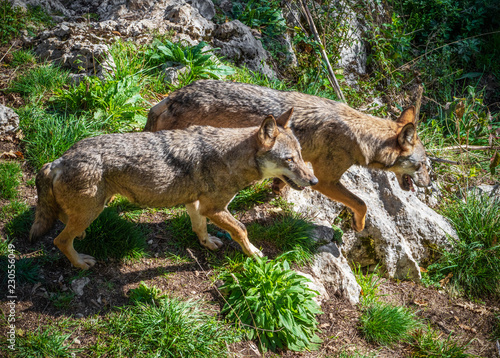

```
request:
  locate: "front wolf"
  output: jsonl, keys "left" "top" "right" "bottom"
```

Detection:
{"left": 145, "top": 80, "right": 431, "bottom": 232}
{"left": 30, "top": 112, "right": 317, "bottom": 270}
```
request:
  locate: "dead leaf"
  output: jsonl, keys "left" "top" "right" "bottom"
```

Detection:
{"left": 111, "top": 31, "right": 121, "bottom": 36}
{"left": 419, "top": 267, "right": 428, "bottom": 273}
{"left": 413, "top": 299, "right": 428, "bottom": 307}
{"left": 454, "top": 302, "right": 489, "bottom": 315}
{"left": 458, "top": 323, "right": 477, "bottom": 333}
{"left": 1, "top": 150, "right": 23, "bottom": 159}
{"left": 439, "top": 272, "right": 453, "bottom": 286}
{"left": 455, "top": 101, "right": 465, "bottom": 121}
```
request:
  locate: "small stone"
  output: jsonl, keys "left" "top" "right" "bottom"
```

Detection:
{"left": 71, "top": 277, "right": 90, "bottom": 297}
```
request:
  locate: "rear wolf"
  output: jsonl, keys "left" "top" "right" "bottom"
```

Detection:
{"left": 30, "top": 112, "right": 317, "bottom": 270}
{"left": 145, "top": 80, "right": 431, "bottom": 232}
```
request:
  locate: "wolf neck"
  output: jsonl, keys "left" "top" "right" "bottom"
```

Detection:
{"left": 292, "top": 103, "right": 401, "bottom": 169}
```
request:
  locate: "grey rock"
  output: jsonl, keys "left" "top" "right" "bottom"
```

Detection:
{"left": 213, "top": 20, "right": 275, "bottom": 78}
{"left": 164, "top": 2, "right": 215, "bottom": 40}
{"left": 0, "top": 105, "right": 19, "bottom": 135}
{"left": 71, "top": 277, "right": 90, "bottom": 297}
{"left": 10, "top": 0, "right": 74, "bottom": 17}
{"left": 311, "top": 250, "right": 361, "bottom": 305}
{"left": 284, "top": 166, "right": 457, "bottom": 281}
{"left": 466, "top": 184, "right": 500, "bottom": 200}
{"left": 163, "top": 65, "right": 190, "bottom": 87}
{"left": 188, "top": 0, "right": 216, "bottom": 20}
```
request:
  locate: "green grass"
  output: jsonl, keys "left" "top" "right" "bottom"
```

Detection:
{"left": 9, "top": 64, "right": 69, "bottom": 100}
{"left": 0, "top": 1, "right": 53, "bottom": 44}
{"left": 410, "top": 327, "right": 472, "bottom": 357}
{"left": 427, "top": 194, "right": 500, "bottom": 298}
{"left": 94, "top": 295, "right": 240, "bottom": 357}
{"left": 18, "top": 106, "right": 100, "bottom": 171}
{"left": 359, "top": 302, "right": 421, "bottom": 346}
{"left": 10, "top": 49, "right": 36, "bottom": 67}
{"left": 0, "top": 200, "right": 30, "bottom": 220}
{"left": 73, "top": 207, "right": 147, "bottom": 262}
{"left": 354, "top": 264, "right": 384, "bottom": 307}
{"left": 0, "top": 237, "right": 13, "bottom": 256}
{"left": 247, "top": 212, "right": 316, "bottom": 264}
{"left": 228, "top": 180, "right": 272, "bottom": 212}
{"left": 4, "top": 327, "right": 78, "bottom": 358}
{"left": 3, "top": 204, "right": 33, "bottom": 239}
{"left": 50, "top": 291, "right": 75, "bottom": 310}
{"left": 0, "top": 161, "right": 22, "bottom": 199}
{"left": 220, "top": 257, "right": 323, "bottom": 352}
{"left": 165, "top": 211, "right": 200, "bottom": 251}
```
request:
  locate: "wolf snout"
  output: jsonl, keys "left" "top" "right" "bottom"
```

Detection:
{"left": 310, "top": 177, "right": 318, "bottom": 186}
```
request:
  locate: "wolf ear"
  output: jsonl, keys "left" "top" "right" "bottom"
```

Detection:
{"left": 398, "top": 122, "right": 416, "bottom": 150}
{"left": 258, "top": 115, "right": 279, "bottom": 149}
{"left": 275, "top": 108, "right": 294, "bottom": 129}
{"left": 397, "top": 106, "right": 416, "bottom": 125}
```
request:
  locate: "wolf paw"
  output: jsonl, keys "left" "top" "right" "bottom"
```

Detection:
{"left": 247, "top": 243, "right": 264, "bottom": 258}
{"left": 204, "top": 235, "right": 224, "bottom": 250}
{"left": 75, "top": 254, "right": 96, "bottom": 270}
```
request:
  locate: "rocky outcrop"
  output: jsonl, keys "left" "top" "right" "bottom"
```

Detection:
{"left": 213, "top": 20, "right": 275, "bottom": 78}
{"left": 0, "top": 105, "right": 19, "bottom": 135}
{"left": 284, "top": 167, "right": 457, "bottom": 281}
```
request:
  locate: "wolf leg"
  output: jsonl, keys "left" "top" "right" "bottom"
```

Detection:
{"left": 53, "top": 220, "right": 96, "bottom": 270}
{"left": 206, "top": 210, "right": 263, "bottom": 257}
{"left": 313, "top": 180, "right": 367, "bottom": 232}
{"left": 186, "top": 202, "right": 223, "bottom": 250}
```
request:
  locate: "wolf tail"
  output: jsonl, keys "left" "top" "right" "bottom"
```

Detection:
{"left": 29, "top": 163, "right": 59, "bottom": 241}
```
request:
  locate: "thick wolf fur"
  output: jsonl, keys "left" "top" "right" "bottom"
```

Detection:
{"left": 145, "top": 80, "right": 431, "bottom": 232}
{"left": 30, "top": 114, "right": 317, "bottom": 270}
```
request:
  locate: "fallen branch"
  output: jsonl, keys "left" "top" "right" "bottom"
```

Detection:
{"left": 427, "top": 156, "right": 460, "bottom": 165}
{"left": 435, "top": 145, "right": 500, "bottom": 152}
{"left": 299, "top": 0, "right": 346, "bottom": 102}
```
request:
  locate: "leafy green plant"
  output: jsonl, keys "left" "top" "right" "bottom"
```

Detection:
{"left": 129, "top": 282, "right": 163, "bottom": 305}
{"left": 18, "top": 106, "right": 100, "bottom": 171}
{"left": 74, "top": 207, "right": 147, "bottom": 262}
{"left": 354, "top": 264, "right": 384, "bottom": 307}
{"left": 9, "top": 63, "right": 69, "bottom": 100}
{"left": 427, "top": 193, "right": 500, "bottom": 298}
{"left": 0, "top": 161, "right": 22, "bottom": 199}
{"left": 220, "top": 257, "right": 323, "bottom": 352}
{"left": 53, "top": 75, "right": 147, "bottom": 132}
{"left": 410, "top": 326, "right": 472, "bottom": 357}
{"left": 360, "top": 302, "right": 421, "bottom": 346}
{"left": 145, "top": 40, "right": 234, "bottom": 88}
{"left": 102, "top": 296, "right": 239, "bottom": 357}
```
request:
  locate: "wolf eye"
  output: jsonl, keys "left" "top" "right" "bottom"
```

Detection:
{"left": 286, "top": 157, "right": 293, "bottom": 163}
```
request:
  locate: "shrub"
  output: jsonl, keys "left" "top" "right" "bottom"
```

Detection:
{"left": 144, "top": 40, "right": 234, "bottom": 89}
{"left": 220, "top": 257, "right": 323, "bottom": 352}
{"left": 411, "top": 326, "right": 472, "bottom": 358}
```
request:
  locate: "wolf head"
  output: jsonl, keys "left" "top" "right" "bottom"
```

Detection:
{"left": 256, "top": 108, "right": 318, "bottom": 190}
{"left": 390, "top": 107, "right": 432, "bottom": 191}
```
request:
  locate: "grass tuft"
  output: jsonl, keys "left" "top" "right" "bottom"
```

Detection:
{"left": 129, "top": 281, "right": 163, "bottom": 305}
{"left": 9, "top": 63, "right": 69, "bottom": 100}
{"left": 228, "top": 180, "right": 272, "bottom": 212}
{"left": 74, "top": 207, "right": 147, "bottom": 262}
{"left": 247, "top": 212, "right": 316, "bottom": 264}
{"left": 359, "top": 302, "right": 421, "bottom": 346}
{"left": 7, "top": 327, "right": 77, "bottom": 358}
{"left": 100, "top": 295, "right": 240, "bottom": 357}
{"left": 410, "top": 326, "right": 472, "bottom": 357}
{"left": 0, "top": 161, "right": 22, "bottom": 199}
{"left": 18, "top": 106, "right": 100, "bottom": 171}
{"left": 428, "top": 193, "right": 500, "bottom": 298}
{"left": 11, "top": 49, "right": 36, "bottom": 67}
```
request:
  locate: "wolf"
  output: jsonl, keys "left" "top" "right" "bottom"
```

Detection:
{"left": 144, "top": 80, "right": 431, "bottom": 232}
{"left": 29, "top": 112, "right": 317, "bottom": 270}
